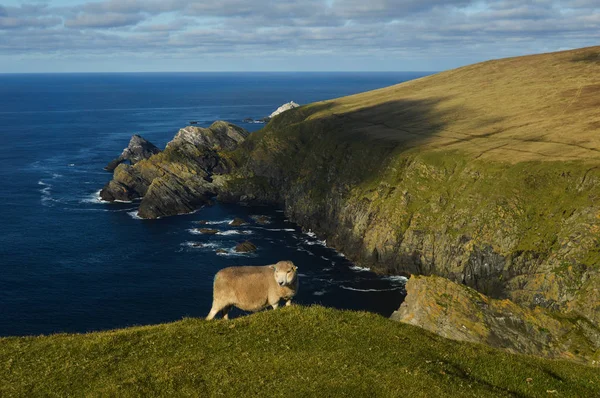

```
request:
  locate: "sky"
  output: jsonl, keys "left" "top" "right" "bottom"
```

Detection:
{"left": 0, "top": 0, "right": 599, "bottom": 73}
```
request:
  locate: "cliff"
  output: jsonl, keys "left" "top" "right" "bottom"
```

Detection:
{"left": 98, "top": 47, "right": 600, "bottom": 358}
{"left": 100, "top": 121, "right": 249, "bottom": 218}
{"left": 392, "top": 275, "right": 600, "bottom": 364}
{"left": 219, "top": 46, "right": 600, "bottom": 328}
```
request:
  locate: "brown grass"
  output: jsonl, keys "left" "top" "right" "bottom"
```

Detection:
{"left": 302, "top": 46, "right": 600, "bottom": 163}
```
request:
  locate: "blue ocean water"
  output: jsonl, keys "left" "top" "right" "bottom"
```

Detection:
{"left": 0, "top": 72, "right": 430, "bottom": 337}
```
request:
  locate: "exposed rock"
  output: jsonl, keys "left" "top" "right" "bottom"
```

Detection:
{"left": 391, "top": 275, "right": 600, "bottom": 365}
{"left": 105, "top": 135, "right": 161, "bottom": 172}
{"left": 268, "top": 101, "right": 299, "bottom": 119}
{"left": 190, "top": 242, "right": 203, "bottom": 247}
{"left": 235, "top": 241, "right": 257, "bottom": 253}
{"left": 229, "top": 217, "right": 247, "bottom": 226}
{"left": 216, "top": 249, "right": 228, "bottom": 254}
{"left": 250, "top": 215, "right": 272, "bottom": 225}
{"left": 195, "top": 228, "right": 219, "bottom": 235}
{"left": 99, "top": 121, "right": 249, "bottom": 218}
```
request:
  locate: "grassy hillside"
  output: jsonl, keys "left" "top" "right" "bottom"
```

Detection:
{"left": 222, "top": 46, "right": 600, "bottom": 329}
{"left": 295, "top": 46, "right": 600, "bottom": 162}
{"left": 1, "top": 306, "right": 599, "bottom": 397}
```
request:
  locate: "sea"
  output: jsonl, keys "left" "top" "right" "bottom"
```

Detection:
{"left": 0, "top": 72, "right": 431, "bottom": 337}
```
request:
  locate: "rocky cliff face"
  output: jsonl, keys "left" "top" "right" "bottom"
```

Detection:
{"left": 268, "top": 101, "right": 299, "bottom": 119}
{"left": 104, "top": 135, "right": 161, "bottom": 172}
{"left": 100, "top": 121, "right": 249, "bottom": 218}
{"left": 97, "top": 47, "right": 600, "bottom": 361}
{"left": 216, "top": 47, "right": 600, "bottom": 332}
{"left": 392, "top": 275, "right": 600, "bottom": 365}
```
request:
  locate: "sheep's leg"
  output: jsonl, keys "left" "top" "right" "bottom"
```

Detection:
{"left": 206, "top": 302, "right": 223, "bottom": 320}
{"left": 271, "top": 302, "right": 279, "bottom": 310}
{"left": 285, "top": 300, "right": 293, "bottom": 307}
{"left": 222, "top": 305, "right": 232, "bottom": 320}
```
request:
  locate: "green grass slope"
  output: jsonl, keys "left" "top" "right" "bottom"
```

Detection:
{"left": 223, "top": 47, "right": 600, "bottom": 327}
{"left": 1, "top": 307, "right": 599, "bottom": 397}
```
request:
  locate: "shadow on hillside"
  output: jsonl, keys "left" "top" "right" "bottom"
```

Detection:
{"left": 282, "top": 96, "right": 505, "bottom": 149}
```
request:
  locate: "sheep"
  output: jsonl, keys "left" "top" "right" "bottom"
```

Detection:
{"left": 206, "top": 261, "right": 299, "bottom": 320}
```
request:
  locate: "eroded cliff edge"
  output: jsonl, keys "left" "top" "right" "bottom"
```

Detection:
{"left": 100, "top": 47, "right": 600, "bottom": 358}
{"left": 219, "top": 47, "right": 600, "bottom": 329}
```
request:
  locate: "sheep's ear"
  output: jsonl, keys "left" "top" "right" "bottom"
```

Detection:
{"left": 269, "top": 264, "right": 276, "bottom": 270}
{"left": 293, "top": 266, "right": 298, "bottom": 271}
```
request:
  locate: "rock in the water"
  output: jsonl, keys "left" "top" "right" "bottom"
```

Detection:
{"left": 195, "top": 228, "right": 219, "bottom": 235}
{"left": 391, "top": 275, "right": 600, "bottom": 365}
{"left": 250, "top": 215, "right": 271, "bottom": 225}
{"left": 105, "top": 135, "right": 161, "bottom": 172}
{"left": 268, "top": 101, "right": 299, "bottom": 119}
{"left": 99, "top": 121, "right": 249, "bottom": 218}
{"left": 229, "top": 217, "right": 247, "bottom": 226}
{"left": 216, "top": 249, "right": 228, "bottom": 254}
{"left": 235, "top": 241, "right": 257, "bottom": 253}
{"left": 190, "top": 242, "right": 203, "bottom": 247}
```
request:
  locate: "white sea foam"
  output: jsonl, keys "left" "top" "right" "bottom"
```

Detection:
{"left": 264, "top": 228, "right": 295, "bottom": 232}
{"left": 181, "top": 241, "right": 221, "bottom": 249}
{"left": 339, "top": 286, "right": 404, "bottom": 292}
{"left": 349, "top": 265, "right": 371, "bottom": 272}
{"left": 313, "top": 290, "right": 327, "bottom": 296}
{"left": 218, "top": 230, "right": 253, "bottom": 236}
{"left": 204, "top": 219, "right": 233, "bottom": 225}
{"left": 302, "top": 238, "right": 327, "bottom": 247}
{"left": 127, "top": 211, "right": 142, "bottom": 220}
{"left": 68, "top": 164, "right": 75, "bottom": 167}
{"left": 296, "top": 247, "right": 316, "bottom": 256}
{"left": 79, "top": 190, "right": 108, "bottom": 204}
{"left": 215, "top": 248, "right": 254, "bottom": 257}
{"left": 383, "top": 275, "right": 409, "bottom": 284}
{"left": 305, "top": 231, "right": 317, "bottom": 238}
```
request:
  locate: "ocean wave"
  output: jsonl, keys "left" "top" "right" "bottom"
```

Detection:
{"left": 312, "top": 290, "right": 327, "bottom": 296}
{"left": 383, "top": 275, "right": 409, "bottom": 284}
{"left": 79, "top": 190, "right": 108, "bottom": 204}
{"left": 339, "top": 285, "right": 404, "bottom": 292}
{"left": 127, "top": 211, "right": 142, "bottom": 220}
{"left": 65, "top": 207, "right": 137, "bottom": 213}
{"left": 203, "top": 219, "right": 233, "bottom": 225}
{"left": 349, "top": 265, "right": 371, "bottom": 272}
{"left": 215, "top": 248, "right": 256, "bottom": 257}
{"left": 181, "top": 241, "right": 221, "bottom": 249}
{"left": 296, "top": 247, "right": 316, "bottom": 256}
{"left": 264, "top": 228, "right": 296, "bottom": 232}
{"left": 218, "top": 230, "right": 253, "bottom": 236}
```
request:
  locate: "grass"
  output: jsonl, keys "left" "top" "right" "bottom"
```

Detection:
{"left": 1, "top": 306, "right": 599, "bottom": 397}
{"left": 279, "top": 46, "right": 600, "bottom": 163}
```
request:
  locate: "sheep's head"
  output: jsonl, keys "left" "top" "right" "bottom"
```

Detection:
{"left": 271, "top": 261, "right": 298, "bottom": 286}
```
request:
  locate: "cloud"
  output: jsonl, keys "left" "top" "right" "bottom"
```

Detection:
{"left": 65, "top": 12, "right": 145, "bottom": 28}
{"left": 0, "top": 0, "right": 599, "bottom": 71}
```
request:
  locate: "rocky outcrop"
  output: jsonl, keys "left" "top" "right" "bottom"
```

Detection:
{"left": 268, "top": 101, "right": 299, "bottom": 119}
{"left": 100, "top": 121, "right": 249, "bottom": 218}
{"left": 392, "top": 275, "right": 600, "bottom": 365}
{"left": 243, "top": 101, "right": 301, "bottom": 124}
{"left": 230, "top": 218, "right": 247, "bottom": 226}
{"left": 105, "top": 135, "right": 161, "bottom": 172}
{"left": 235, "top": 241, "right": 257, "bottom": 253}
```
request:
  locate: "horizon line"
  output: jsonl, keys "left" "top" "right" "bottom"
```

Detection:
{"left": 0, "top": 70, "right": 439, "bottom": 75}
